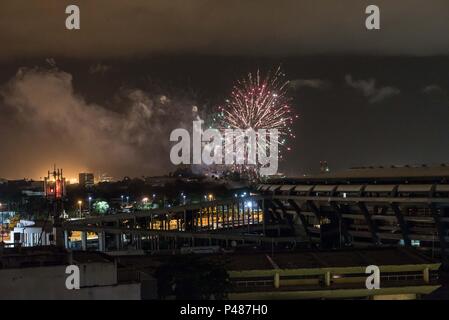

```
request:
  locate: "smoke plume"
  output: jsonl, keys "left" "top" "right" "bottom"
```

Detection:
{"left": 0, "top": 67, "right": 199, "bottom": 179}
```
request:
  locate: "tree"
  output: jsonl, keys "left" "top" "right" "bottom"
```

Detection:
{"left": 92, "top": 200, "right": 109, "bottom": 215}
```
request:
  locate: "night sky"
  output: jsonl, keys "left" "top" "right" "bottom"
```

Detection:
{"left": 0, "top": 1, "right": 448, "bottom": 179}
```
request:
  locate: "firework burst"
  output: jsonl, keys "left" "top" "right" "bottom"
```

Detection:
{"left": 216, "top": 67, "right": 297, "bottom": 176}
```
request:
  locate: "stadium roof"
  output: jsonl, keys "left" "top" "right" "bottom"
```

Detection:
{"left": 273, "top": 164, "right": 449, "bottom": 184}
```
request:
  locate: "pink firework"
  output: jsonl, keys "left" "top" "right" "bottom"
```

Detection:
{"left": 218, "top": 67, "right": 297, "bottom": 158}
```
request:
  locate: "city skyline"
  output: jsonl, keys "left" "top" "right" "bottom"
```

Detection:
{"left": 1, "top": 0, "right": 449, "bottom": 303}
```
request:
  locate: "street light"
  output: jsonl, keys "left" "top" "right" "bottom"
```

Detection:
{"left": 77, "top": 200, "right": 82, "bottom": 218}
{"left": 88, "top": 196, "right": 93, "bottom": 214}
{"left": 121, "top": 195, "right": 124, "bottom": 207}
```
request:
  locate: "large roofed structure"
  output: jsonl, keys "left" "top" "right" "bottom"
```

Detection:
{"left": 276, "top": 164, "right": 449, "bottom": 184}
{"left": 257, "top": 164, "right": 449, "bottom": 264}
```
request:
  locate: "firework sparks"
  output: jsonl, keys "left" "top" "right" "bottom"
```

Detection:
{"left": 217, "top": 67, "right": 297, "bottom": 177}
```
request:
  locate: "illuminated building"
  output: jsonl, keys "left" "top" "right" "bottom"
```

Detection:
{"left": 98, "top": 173, "right": 113, "bottom": 183}
{"left": 79, "top": 172, "right": 94, "bottom": 188}
{"left": 4, "top": 220, "right": 53, "bottom": 247}
{"left": 44, "top": 166, "right": 66, "bottom": 246}
{"left": 44, "top": 166, "right": 66, "bottom": 199}
{"left": 320, "top": 160, "right": 330, "bottom": 173}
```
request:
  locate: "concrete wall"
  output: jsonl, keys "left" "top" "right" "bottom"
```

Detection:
{"left": 78, "top": 262, "right": 117, "bottom": 287}
{"left": 0, "top": 264, "right": 140, "bottom": 300}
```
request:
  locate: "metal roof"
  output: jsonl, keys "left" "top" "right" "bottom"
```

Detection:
{"left": 272, "top": 165, "right": 449, "bottom": 184}
{"left": 336, "top": 185, "right": 363, "bottom": 192}
{"left": 294, "top": 185, "right": 313, "bottom": 192}
{"left": 397, "top": 184, "right": 433, "bottom": 192}
{"left": 313, "top": 185, "right": 337, "bottom": 192}
{"left": 279, "top": 185, "right": 295, "bottom": 191}
{"left": 364, "top": 185, "right": 396, "bottom": 192}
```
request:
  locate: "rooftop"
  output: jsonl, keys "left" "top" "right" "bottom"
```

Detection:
{"left": 273, "top": 164, "right": 449, "bottom": 184}
{"left": 223, "top": 247, "right": 437, "bottom": 271}
{"left": 113, "top": 247, "right": 439, "bottom": 273}
{"left": 0, "top": 246, "right": 114, "bottom": 269}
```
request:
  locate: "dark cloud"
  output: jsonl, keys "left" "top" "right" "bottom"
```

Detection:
{"left": 88, "top": 63, "right": 111, "bottom": 75}
{"left": 0, "top": 0, "right": 448, "bottom": 59}
{"left": 422, "top": 84, "right": 445, "bottom": 95}
{"left": 290, "top": 79, "right": 331, "bottom": 90}
{"left": 345, "top": 74, "right": 400, "bottom": 103}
